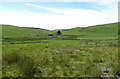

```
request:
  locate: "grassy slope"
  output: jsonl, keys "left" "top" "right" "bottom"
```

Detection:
{"left": 61, "top": 23, "right": 118, "bottom": 35}
{"left": 2, "top": 23, "right": 118, "bottom": 39}
{"left": 2, "top": 25, "right": 49, "bottom": 38}
{"left": 61, "top": 23, "right": 118, "bottom": 39}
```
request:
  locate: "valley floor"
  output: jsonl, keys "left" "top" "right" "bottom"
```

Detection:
{"left": 2, "top": 39, "right": 119, "bottom": 77}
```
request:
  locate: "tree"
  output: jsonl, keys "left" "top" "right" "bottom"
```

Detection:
{"left": 57, "top": 30, "right": 61, "bottom": 35}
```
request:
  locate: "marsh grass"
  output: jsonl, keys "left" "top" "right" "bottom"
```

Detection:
{"left": 2, "top": 40, "right": 119, "bottom": 77}
{"left": 3, "top": 52, "right": 35, "bottom": 77}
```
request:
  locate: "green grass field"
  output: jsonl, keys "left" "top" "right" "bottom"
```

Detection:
{"left": 1, "top": 23, "right": 119, "bottom": 77}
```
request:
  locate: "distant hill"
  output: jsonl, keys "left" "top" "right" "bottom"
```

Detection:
{"left": 1, "top": 23, "right": 118, "bottom": 39}
{"left": 60, "top": 23, "right": 118, "bottom": 39}
{"left": 2, "top": 25, "right": 49, "bottom": 38}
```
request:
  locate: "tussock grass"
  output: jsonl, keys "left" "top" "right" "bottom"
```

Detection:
{"left": 3, "top": 52, "right": 35, "bottom": 77}
{"left": 2, "top": 39, "right": 119, "bottom": 77}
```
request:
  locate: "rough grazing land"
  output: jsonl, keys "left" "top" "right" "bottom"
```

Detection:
{"left": 2, "top": 40, "right": 118, "bottom": 77}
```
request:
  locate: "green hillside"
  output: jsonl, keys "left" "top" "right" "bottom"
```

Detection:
{"left": 61, "top": 23, "right": 118, "bottom": 39}
{"left": 2, "top": 25, "right": 49, "bottom": 38}
{"left": 1, "top": 23, "right": 118, "bottom": 39}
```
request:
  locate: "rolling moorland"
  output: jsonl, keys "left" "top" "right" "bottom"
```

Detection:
{"left": 1, "top": 22, "right": 119, "bottom": 77}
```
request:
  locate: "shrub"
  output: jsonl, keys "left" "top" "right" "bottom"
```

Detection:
{"left": 57, "top": 30, "right": 61, "bottom": 35}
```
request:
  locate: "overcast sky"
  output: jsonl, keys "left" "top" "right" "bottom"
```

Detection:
{"left": 0, "top": 0, "right": 118, "bottom": 30}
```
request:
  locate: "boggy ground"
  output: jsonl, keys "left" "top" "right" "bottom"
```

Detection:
{"left": 2, "top": 39, "right": 119, "bottom": 77}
